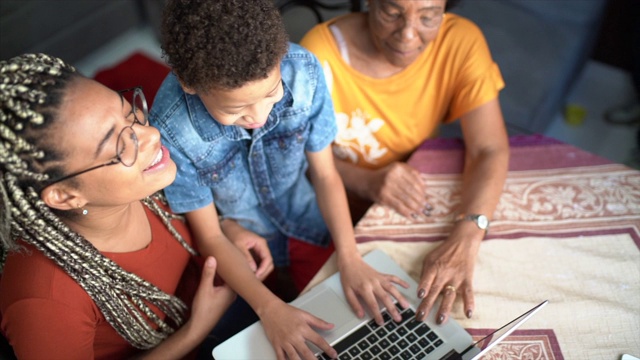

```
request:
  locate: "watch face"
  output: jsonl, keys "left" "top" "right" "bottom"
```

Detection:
{"left": 477, "top": 215, "right": 489, "bottom": 230}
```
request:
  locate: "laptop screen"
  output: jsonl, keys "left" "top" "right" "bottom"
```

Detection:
{"left": 460, "top": 300, "right": 549, "bottom": 359}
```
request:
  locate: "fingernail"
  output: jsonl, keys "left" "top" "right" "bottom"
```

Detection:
{"left": 205, "top": 257, "right": 215, "bottom": 267}
{"left": 416, "top": 310, "right": 425, "bottom": 321}
{"left": 424, "top": 203, "right": 433, "bottom": 211}
{"left": 437, "top": 314, "right": 445, "bottom": 324}
{"left": 418, "top": 288, "right": 426, "bottom": 298}
{"left": 466, "top": 309, "right": 473, "bottom": 318}
{"left": 422, "top": 209, "right": 432, "bottom": 217}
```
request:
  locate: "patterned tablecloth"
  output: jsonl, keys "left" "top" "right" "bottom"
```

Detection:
{"left": 306, "top": 135, "right": 640, "bottom": 359}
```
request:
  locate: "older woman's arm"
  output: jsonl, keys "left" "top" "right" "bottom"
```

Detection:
{"left": 415, "top": 98, "right": 509, "bottom": 324}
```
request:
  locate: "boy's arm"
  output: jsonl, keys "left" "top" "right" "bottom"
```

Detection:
{"left": 220, "top": 218, "right": 273, "bottom": 281}
{"left": 306, "top": 146, "right": 410, "bottom": 325}
{"left": 185, "top": 204, "right": 279, "bottom": 311}
{"left": 185, "top": 203, "right": 337, "bottom": 359}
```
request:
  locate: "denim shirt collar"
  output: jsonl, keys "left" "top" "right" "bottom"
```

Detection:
{"left": 185, "top": 78, "right": 294, "bottom": 142}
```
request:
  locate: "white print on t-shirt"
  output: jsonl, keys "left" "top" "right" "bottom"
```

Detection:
{"left": 333, "top": 110, "right": 388, "bottom": 164}
{"left": 322, "top": 61, "right": 389, "bottom": 165}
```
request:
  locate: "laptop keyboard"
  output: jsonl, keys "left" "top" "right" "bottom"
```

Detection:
{"left": 317, "top": 303, "right": 444, "bottom": 360}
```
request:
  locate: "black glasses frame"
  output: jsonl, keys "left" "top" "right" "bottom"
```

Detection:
{"left": 45, "top": 87, "right": 148, "bottom": 186}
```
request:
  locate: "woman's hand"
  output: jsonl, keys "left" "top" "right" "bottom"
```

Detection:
{"left": 368, "top": 162, "right": 432, "bottom": 220}
{"left": 259, "top": 300, "right": 338, "bottom": 360}
{"left": 188, "top": 257, "right": 237, "bottom": 335}
{"left": 221, "top": 219, "right": 274, "bottom": 281}
{"left": 414, "top": 224, "right": 483, "bottom": 325}
{"left": 337, "top": 254, "right": 411, "bottom": 326}
{"left": 138, "top": 259, "right": 236, "bottom": 359}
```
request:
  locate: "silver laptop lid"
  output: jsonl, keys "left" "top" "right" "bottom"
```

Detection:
{"left": 464, "top": 300, "right": 549, "bottom": 359}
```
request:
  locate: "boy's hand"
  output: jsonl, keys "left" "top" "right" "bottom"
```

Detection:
{"left": 221, "top": 219, "right": 274, "bottom": 280}
{"left": 337, "top": 255, "right": 411, "bottom": 326}
{"left": 260, "top": 300, "right": 337, "bottom": 360}
{"left": 233, "top": 232, "right": 274, "bottom": 281}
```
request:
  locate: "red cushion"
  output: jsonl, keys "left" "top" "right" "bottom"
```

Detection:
{"left": 93, "top": 52, "right": 170, "bottom": 107}
{"left": 289, "top": 238, "right": 335, "bottom": 292}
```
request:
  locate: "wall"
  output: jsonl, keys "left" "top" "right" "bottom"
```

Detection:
{"left": 0, "top": 1, "right": 143, "bottom": 63}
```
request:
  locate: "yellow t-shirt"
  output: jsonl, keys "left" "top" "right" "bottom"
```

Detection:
{"left": 300, "top": 13, "right": 504, "bottom": 169}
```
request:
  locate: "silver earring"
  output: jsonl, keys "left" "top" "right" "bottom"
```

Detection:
{"left": 82, "top": 209, "right": 88, "bottom": 216}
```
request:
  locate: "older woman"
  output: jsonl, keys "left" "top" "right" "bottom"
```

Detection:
{"left": 0, "top": 53, "right": 236, "bottom": 359}
{"left": 301, "top": 0, "right": 509, "bottom": 325}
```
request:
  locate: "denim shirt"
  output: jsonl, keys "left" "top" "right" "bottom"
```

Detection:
{"left": 150, "top": 43, "right": 337, "bottom": 265}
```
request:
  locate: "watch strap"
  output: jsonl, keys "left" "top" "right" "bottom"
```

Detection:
{"left": 455, "top": 213, "right": 490, "bottom": 232}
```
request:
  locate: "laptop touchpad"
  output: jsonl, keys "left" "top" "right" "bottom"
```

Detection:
{"left": 298, "top": 287, "right": 360, "bottom": 338}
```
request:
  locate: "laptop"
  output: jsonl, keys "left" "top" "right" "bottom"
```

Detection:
{"left": 213, "top": 249, "right": 548, "bottom": 359}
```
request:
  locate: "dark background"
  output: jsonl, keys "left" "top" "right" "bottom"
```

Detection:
{"left": 592, "top": 0, "right": 639, "bottom": 72}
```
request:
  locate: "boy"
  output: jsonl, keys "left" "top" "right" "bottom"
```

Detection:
{"left": 151, "top": 0, "right": 409, "bottom": 358}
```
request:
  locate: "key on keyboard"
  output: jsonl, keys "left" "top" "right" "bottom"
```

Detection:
{"left": 318, "top": 304, "right": 445, "bottom": 360}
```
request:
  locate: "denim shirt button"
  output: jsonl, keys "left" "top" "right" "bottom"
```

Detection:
{"left": 260, "top": 187, "right": 268, "bottom": 194}
{"left": 252, "top": 152, "right": 258, "bottom": 158}
{"left": 296, "top": 134, "right": 303, "bottom": 143}
{"left": 278, "top": 139, "right": 286, "bottom": 149}
{"left": 211, "top": 173, "right": 219, "bottom": 181}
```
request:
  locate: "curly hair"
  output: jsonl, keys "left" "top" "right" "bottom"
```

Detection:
{"left": 0, "top": 53, "right": 197, "bottom": 350}
{"left": 161, "top": 0, "right": 289, "bottom": 93}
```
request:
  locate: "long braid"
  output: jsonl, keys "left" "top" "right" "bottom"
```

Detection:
{"left": 0, "top": 53, "right": 197, "bottom": 349}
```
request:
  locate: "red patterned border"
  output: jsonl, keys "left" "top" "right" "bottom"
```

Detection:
{"left": 467, "top": 329, "right": 563, "bottom": 360}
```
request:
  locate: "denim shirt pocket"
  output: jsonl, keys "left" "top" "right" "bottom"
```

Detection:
{"left": 263, "top": 121, "right": 310, "bottom": 183}
{"left": 197, "top": 147, "right": 250, "bottom": 206}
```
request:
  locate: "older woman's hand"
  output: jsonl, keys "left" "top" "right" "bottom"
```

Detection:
{"left": 414, "top": 224, "right": 484, "bottom": 324}
{"left": 368, "top": 162, "right": 432, "bottom": 220}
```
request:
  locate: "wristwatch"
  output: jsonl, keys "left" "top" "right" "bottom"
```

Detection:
{"left": 455, "top": 213, "right": 490, "bottom": 232}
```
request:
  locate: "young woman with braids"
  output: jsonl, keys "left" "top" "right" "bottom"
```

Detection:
{"left": 0, "top": 53, "right": 236, "bottom": 359}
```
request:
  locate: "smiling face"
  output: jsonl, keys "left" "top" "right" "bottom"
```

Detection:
{"left": 187, "top": 65, "right": 284, "bottom": 130}
{"left": 49, "top": 78, "right": 176, "bottom": 206}
{"left": 368, "top": 0, "right": 446, "bottom": 68}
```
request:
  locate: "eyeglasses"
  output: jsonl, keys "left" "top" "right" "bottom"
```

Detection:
{"left": 421, "top": 13, "right": 444, "bottom": 29}
{"left": 376, "top": 7, "right": 445, "bottom": 30}
{"left": 46, "top": 87, "right": 149, "bottom": 186}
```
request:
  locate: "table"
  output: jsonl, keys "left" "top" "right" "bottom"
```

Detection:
{"left": 306, "top": 135, "right": 640, "bottom": 359}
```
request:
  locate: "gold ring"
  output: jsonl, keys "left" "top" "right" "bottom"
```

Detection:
{"left": 444, "top": 285, "right": 456, "bottom": 293}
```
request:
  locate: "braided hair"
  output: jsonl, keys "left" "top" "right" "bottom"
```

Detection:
{"left": 0, "top": 53, "right": 198, "bottom": 349}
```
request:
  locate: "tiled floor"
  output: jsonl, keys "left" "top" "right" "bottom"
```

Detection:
{"left": 74, "top": 24, "right": 640, "bottom": 169}
{"left": 544, "top": 62, "right": 639, "bottom": 168}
